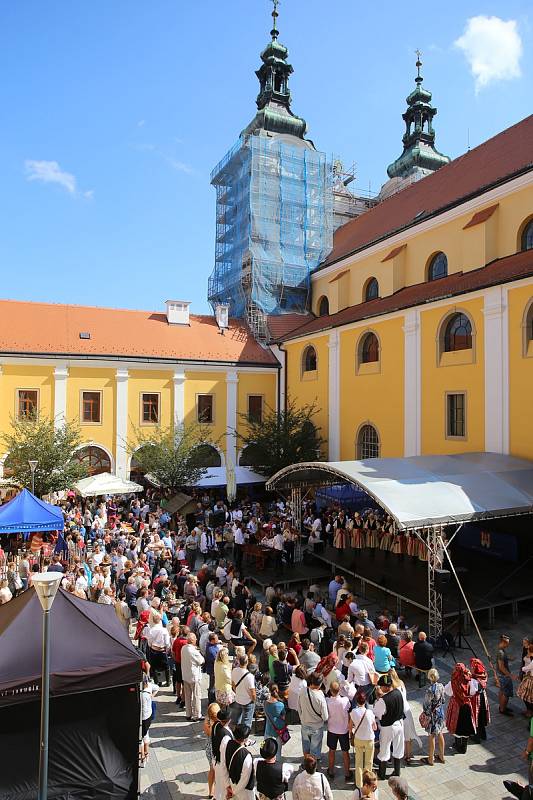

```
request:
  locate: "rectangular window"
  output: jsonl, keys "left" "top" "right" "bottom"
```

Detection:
{"left": 141, "top": 393, "right": 160, "bottom": 424}
{"left": 17, "top": 389, "right": 39, "bottom": 419}
{"left": 446, "top": 393, "right": 466, "bottom": 438}
{"left": 248, "top": 395, "right": 263, "bottom": 424}
{"left": 197, "top": 394, "right": 214, "bottom": 424}
{"left": 81, "top": 391, "right": 102, "bottom": 424}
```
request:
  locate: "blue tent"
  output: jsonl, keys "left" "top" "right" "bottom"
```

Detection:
{"left": 0, "top": 489, "right": 64, "bottom": 535}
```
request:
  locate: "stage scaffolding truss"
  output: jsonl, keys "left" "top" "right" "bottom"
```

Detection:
{"left": 266, "top": 454, "right": 533, "bottom": 639}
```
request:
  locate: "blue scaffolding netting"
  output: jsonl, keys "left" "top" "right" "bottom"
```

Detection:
{"left": 208, "top": 134, "right": 333, "bottom": 325}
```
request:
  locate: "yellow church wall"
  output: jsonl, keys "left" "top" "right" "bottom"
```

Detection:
{"left": 236, "top": 372, "right": 277, "bottom": 445}
{"left": 65, "top": 367, "right": 116, "bottom": 452}
{"left": 126, "top": 370, "right": 173, "bottom": 438}
{"left": 508, "top": 283, "right": 533, "bottom": 460}
{"left": 420, "top": 298, "right": 484, "bottom": 454}
{"left": 338, "top": 318, "right": 405, "bottom": 459}
{"left": 0, "top": 365, "right": 54, "bottom": 455}
{"left": 183, "top": 372, "right": 227, "bottom": 453}
{"left": 284, "top": 336, "right": 329, "bottom": 454}
{"left": 312, "top": 182, "right": 533, "bottom": 316}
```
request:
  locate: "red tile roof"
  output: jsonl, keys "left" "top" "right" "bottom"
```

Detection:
{"left": 266, "top": 313, "right": 314, "bottom": 341}
{"left": 322, "top": 115, "right": 533, "bottom": 268}
{"left": 0, "top": 300, "right": 279, "bottom": 366}
{"left": 279, "top": 249, "right": 533, "bottom": 341}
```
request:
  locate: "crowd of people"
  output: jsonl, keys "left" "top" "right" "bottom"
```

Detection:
{"left": 1, "top": 489, "right": 533, "bottom": 799}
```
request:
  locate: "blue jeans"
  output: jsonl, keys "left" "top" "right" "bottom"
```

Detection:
{"left": 232, "top": 702, "right": 255, "bottom": 730}
{"left": 301, "top": 724, "right": 324, "bottom": 758}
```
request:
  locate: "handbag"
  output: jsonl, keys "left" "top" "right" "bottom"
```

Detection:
{"left": 264, "top": 703, "right": 291, "bottom": 744}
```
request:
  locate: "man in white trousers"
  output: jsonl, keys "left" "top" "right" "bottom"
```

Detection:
{"left": 373, "top": 674, "right": 405, "bottom": 781}
{"left": 180, "top": 632, "right": 205, "bottom": 722}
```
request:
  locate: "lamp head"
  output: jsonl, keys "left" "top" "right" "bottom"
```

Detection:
{"left": 32, "top": 573, "right": 62, "bottom": 611}
{"left": 28, "top": 460, "right": 38, "bottom": 474}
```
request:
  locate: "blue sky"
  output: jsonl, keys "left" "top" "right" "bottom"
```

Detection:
{"left": 0, "top": 1, "right": 531, "bottom": 314}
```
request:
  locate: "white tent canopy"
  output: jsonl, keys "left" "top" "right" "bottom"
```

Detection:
{"left": 74, "top": 472, "right": 143, "bottom": 497}
{"left": 194, "top": 466, "right": 265, "bottom": 488}
{"left": 266, "top": 452, "right": 533, "bottom": 530}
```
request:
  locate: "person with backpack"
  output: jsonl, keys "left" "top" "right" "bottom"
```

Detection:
{"left": 292, "top": 754, "right": 333, "bottom": 800}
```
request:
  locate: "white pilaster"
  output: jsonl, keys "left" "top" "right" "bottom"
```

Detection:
{"left": 226, "top": 370, "right": 239, "bottom": 468}
{"left": 403, "top": 309, "right": 421, "bottom": 456}
{"left": 270, "top": 345, "right": 286, "bottom": 412}
{"left": 483, "top": 286, "right": 508, "bottom": 453}
{"left": 115, "top": 369, "right": 129, "bottom": 478}
{"left": 53, "top": 365, "right": 69, "bottom": 428}
{"left": 173, "top": 370, "right": 186, "bottom": 429}
{"left": 328, "top": 330, "right": 340, "bottom": 461}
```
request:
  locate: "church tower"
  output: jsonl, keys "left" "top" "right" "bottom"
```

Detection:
{"left": 208, "top": 1, "right": 333, "bottom": 340}
{"left": 381, "top": 54, "right": 450, "bottom": 198}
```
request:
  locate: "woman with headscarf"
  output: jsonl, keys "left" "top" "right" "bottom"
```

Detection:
{"left": 469, "top": 658, "right": 491, "bottom": 742}
{"left": 444, "top": 662, "right": 477, "bottom": 753}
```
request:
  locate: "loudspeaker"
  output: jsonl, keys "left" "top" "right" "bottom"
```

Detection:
{"left": 435, "top": 568, "right": 452, "bottom": 592}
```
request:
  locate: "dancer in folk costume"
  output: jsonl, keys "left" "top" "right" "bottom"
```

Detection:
{"left": 517, "top": 642, "right": 533, "bottom": 717}
{"left": 406, "top": 531, "right": 418, "bottom": 559}
{"left": 380, "top": 519, "right": 394, "bottom": 553}
{"left": 469, "top": 658, "right": 491, "bottom": 742}
{"left": 365, "top": 513, "right": 378, "bottom": 551}
{"left": 391, "top": 524, "right": 404, "bottom": 557}
{"left": 351, "top": 512, "right": 364, "bottom": 550}
{"left": 445, "top": 662, "right": 477, "bottom": 753}
{"left": 417, "top": 529, "right": 428, "bottom": 562}
{"left": 333, "top": 512, "right": 348, "bottom": 557}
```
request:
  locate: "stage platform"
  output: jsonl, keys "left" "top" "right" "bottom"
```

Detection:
{"left": 310, "top": 545, "right": 533, "bottom": 630}
{"left": 245, "top": 561, "right": 331, "bottom": 592}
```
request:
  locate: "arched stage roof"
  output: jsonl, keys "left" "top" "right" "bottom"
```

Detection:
{"left": 266, "top": 452, "right": 533, "bottom": 530}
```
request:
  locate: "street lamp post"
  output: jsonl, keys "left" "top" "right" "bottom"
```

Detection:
{"left": 32, "top": 572, "right": 62, "bottom": 800}
{"left": 28, "top": 459, "right": 38, "bottom": 495}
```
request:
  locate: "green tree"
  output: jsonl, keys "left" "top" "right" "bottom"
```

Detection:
{"left": 128, "top": 423, "right": 215, "bottom": 491}
{"left": 1, "top": 416, "right": 88, "bottom": 497}
{"left": 237, "top": 397, "right": 325, "bottom": 478}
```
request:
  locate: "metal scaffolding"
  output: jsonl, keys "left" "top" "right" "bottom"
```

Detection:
{"left": 208, "top": 134, "right": 333, "bottom": 339}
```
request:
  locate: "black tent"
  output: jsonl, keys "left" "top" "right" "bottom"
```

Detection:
{"left": 0, "top": 588, "right": 143, "bottom": 800}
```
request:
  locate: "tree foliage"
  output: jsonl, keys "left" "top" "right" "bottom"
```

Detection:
{"left": 128, "top": 423, "right": 215, "bottom": 491}
{"left": 1, "top": 416, "right": 88, "bottom": 497}
{"left": 238, "top": 397, "right": 325, "bottom": 477}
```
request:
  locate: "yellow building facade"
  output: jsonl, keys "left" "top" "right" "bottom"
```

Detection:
{"left": 278, "top": 116, "right": 533, "bottom": 463}
{"left": 0, "top": 301, "right": 279, "bottom": 481}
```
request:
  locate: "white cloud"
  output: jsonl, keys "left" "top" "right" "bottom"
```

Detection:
{"left": 25, "top": 159, "right": 93, "bottom": 199}
{"left": 25, "top": 159, "right": 77, "bottom": 194}
{"left": 166, "top": 157, "right": 194, "bottom": 175}
{"left": 455, "top": 16, "right": 522, "bottom": 91}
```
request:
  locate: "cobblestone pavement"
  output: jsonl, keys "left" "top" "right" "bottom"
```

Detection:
{"left": 141, "top": 606, "right": 533, "bottom": 800}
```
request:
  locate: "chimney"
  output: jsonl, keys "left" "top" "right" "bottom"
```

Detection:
{"left": 214, "top": 302, "right": 230, "bottom": 332}
{"left": 165, "top": 300, "right": 191, "bottom": 325}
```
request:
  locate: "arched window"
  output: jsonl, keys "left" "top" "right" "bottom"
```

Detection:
{"left": 191, "top": 444, "right": 222, "bottom": 468}
{"left": 521, "top": 219, "right": 533, "bottom": 251}
{"left": 444, "top": 313, "right": 472, "bottom": 352}
{"left": 75, "top": 445, "right": 111, "bottom": 476}
{"left": 522, "top": 299, "right": 533, "bottom": 354}
{"left": 318, "top": 296, "right": 329, "bottom": 316}
{"left": 360, "top": 332, "right": 380, "bottom": 364}
{"left": 239, "top": 444, "right": 264, "bottom": 467}
{"left": 364, "top": 278, "right": 379, "bottom": 302}
{"left": 427, "top": 252, "right": 448, "bottom": 281}
{"left": 357, "top": 424, "right": 380, "bottom": 459}
{"left": 302, "top": 345, "right": 317, "bottom": 372}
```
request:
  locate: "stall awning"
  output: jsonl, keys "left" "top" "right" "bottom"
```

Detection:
{"left": 0, "top": 488, "right": 64, "bottom": 535}
{"left": 194, "top": 466, "right": 265, "bottom": 488}
{"left": 74, "top": 472, "right": 143, "bottom": 497}
{"left": 266, "top": 452, "right": 533, "bottom": 530}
